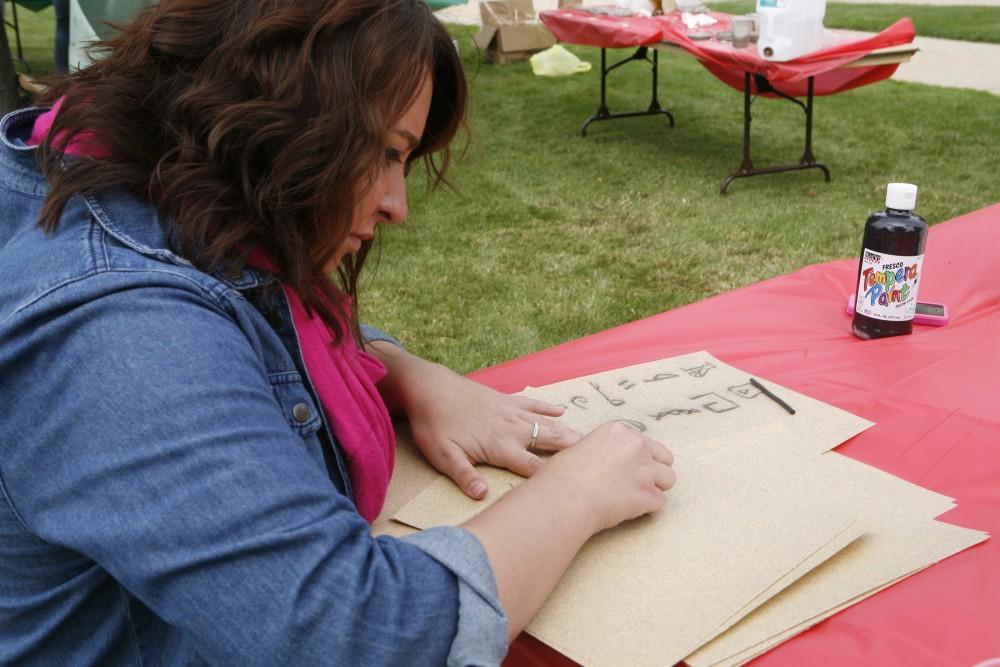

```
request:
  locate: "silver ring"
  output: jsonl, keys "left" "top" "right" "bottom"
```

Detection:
{"left": 529, "top": 421, "right": 539, "bottom": 449}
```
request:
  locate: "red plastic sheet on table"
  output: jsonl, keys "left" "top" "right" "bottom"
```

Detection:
{"left": 469, "top": 203, "right": 1000, "bottom": 667}
{"left": 538, "top": 8, "right": 668, "bottom": 48}
{"left": 540, "top": 9, "right": 916, "bottom": 97}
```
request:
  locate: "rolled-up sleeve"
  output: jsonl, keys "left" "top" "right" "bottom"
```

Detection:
{"left": 360, "top": 322, "right": 404, "bottom": 348}
{"left": 402, "top": 527, "right": 509, "bottom": 667}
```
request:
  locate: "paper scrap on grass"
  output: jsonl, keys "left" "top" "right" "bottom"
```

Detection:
{"left": 517, "top": 351, "right": 873, "bottom": 458}
{"left": 395, "top": 430, "right": 866, "bottom": 667}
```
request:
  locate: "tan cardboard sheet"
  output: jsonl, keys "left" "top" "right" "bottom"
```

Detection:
{"left": 817, "top": 450, "right": 955, "bottom": 519}
{"left": 372, "top": 423, "right": 433, "bottom": 538}
{"left": 719, "top": 573, "right": 918, "bottom": 667}
{"left": 714, "top": 576, "right": 912, "bottom": 667}
{"left": 698, "top": 518, "right": 865, "bottom": 649}
{"left": 690, "top": 424, "right": 955, "bottom": 519}
{"left": 395, "top": 435, "right": 864, "bottom": 667}
{"left": 375, "top": 353, "right": 981, "bottom": 666}
{"left": 717, "top": 547, "right": 984, "bottom": 667}
{"left": 694, "top": 520, "right": 988, "bottom": 667}
{"left": 518, "top": 351, "right": 873, "bottom": 458}
{"left": 684, "top": 443, "right": 986, "bottom": 667}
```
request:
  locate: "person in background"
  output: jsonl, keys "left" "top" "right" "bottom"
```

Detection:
{"left": 53, "top": 0, "right": 68, "bottom": 72}
{"left": 0, "top": 1, "right": 677, "bottom": 664}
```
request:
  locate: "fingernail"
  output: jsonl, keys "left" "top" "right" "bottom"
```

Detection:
{"left": 470, "top": 481, "right": 487, "bottom": 498}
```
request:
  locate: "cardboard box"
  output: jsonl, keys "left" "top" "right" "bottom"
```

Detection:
{"left": 473, "top": 0, "right": 556, "bottom": 64}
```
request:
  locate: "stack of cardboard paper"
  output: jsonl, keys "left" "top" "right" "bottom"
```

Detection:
{"left": 375, "top": 352, "right": 988, "bottom": 666}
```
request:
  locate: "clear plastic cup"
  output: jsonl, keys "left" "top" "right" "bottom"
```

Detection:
{"left": 731, "top": 16, "right": 752, "bottom": 48}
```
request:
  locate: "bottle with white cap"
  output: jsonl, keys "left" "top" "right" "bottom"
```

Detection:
{"left": 851, "top": 183, "right": 928, "bottom": 339}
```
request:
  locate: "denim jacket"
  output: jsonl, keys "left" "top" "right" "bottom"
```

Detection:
{"left": 0, "top": 107, "right": 507, "bottom": 666}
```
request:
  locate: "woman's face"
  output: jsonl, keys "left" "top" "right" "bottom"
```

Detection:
{"left": 325, "top": 74, "right": 433, "bottom": 272}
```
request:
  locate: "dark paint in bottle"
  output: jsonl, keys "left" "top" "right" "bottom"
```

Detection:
{"left": 851, "top": 183, "right": 928, "bottom": 340}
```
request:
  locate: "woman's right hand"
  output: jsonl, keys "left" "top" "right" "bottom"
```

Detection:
{"left": 535, "top": 421, "right": 677, "bottom": 533}
{"left": 463, "top": 421, "right": 676, "bottom": 641}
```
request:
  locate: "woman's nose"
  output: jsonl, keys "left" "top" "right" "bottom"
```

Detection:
{"left": 378, "top": 168, "right": 408, "bottom": 225}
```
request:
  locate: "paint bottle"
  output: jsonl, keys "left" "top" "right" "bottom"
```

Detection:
{"left": 851, "top": 183, "right": 928, "bottom": 339}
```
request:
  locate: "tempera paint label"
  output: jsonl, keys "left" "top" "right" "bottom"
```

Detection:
{"left": 855, "top": 248, "right": 924, "bottom": 321}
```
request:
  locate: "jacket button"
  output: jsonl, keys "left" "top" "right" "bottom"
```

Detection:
{"left": 292, "top": 403, "right": 311, "bottom": 423}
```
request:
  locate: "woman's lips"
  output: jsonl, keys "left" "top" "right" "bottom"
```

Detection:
{"left": 346, "top": 233, "right": 371, "bottom": 255}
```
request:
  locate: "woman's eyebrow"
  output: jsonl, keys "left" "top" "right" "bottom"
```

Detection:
{"left": 393, "top": 129, "right": 420, "bottom": 149}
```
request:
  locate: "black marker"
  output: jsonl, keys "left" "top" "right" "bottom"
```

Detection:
{"left": 749, "top": 378, "right": 796, "bottom": 415}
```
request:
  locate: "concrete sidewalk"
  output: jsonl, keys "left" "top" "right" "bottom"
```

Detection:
{"left": 895, "top": 36, "right": 1000, "bottom": 95}
{"left": 833, "top": 0, "right": 1000, "bottom": 5}
{"left": 437, "top": 0, "right": 1000, "bottom": 96}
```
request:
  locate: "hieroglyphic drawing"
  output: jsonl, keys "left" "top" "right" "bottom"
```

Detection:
{"left": 550, "top": 356, "right": 750, "bottom": 435}
{"left": 682, "top": 362, "right": 716, "bottom": 378}
{"left": 518, "top": 351, "right": 873, "bottom": 456}
{"left": 651, "top": 409, "right": 701, "bottom": 421}
{"left": 692, "top": 392, "right": 739, "bottom": 414}
{"left": 729, "top": 383, "right": 762, "bottom": 400}
{"left": 614, "top": 419, "right": 647, "bottom": 432}
{"left": 589, "top": 382, "right": 625, "bottom": 407}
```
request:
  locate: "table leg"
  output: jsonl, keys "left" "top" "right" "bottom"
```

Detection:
{"left": 1, "top": 10, "right": 21, "bottom": 114}
{"left": 720, "top": 75, "right": 831, "bottom": 194}
{"left": 4, "top": 1, "right": 30, "bottom": 74}
{"left": 800, "top": 78, "right": 828, "bottom": 175}
{"left": 580, "top": 47, "right": 675, "bottom": 137}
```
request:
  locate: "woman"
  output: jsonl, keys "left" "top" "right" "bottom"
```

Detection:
{"left": 0, "top": 1, "right": 676, "bottom": 664}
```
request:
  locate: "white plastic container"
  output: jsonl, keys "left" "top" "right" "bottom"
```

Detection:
{"left": 755, "top": 0, "right": 827, "bottom": 62}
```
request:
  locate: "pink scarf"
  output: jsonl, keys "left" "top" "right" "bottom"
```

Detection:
{"left": 245, "top": 265, "right": 397, "bottom": 524}
{"left": 29, "top": 101, "right": 395, "bottom": 522}
{"left": 29, "top": 97, "right": 109, "bottom": 158}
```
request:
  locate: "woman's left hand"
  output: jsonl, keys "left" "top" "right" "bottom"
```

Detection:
{"left": 367, "top": 342, "right": 582, "bottom": 499}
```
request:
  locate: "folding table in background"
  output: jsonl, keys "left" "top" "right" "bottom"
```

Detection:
{"left": 538, "top": 9, "right": 918, "bottom": 192}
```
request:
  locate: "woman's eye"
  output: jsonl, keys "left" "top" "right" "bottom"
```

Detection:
{"left": 386, "top": 148, "right": 404, "bottom": 164}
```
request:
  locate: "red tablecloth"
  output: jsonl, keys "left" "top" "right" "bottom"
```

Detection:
{"left": 540, "top": 9, "right": 916, "bottom": 98}
{"left": 476, "top": 202, "right": 1000, "bottom": 666}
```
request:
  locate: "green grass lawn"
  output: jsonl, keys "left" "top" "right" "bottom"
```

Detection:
{"left": 710, "top": 1, "right": 1000, "bottom": 44}
{"left": 4, "top": 4, "right": 56, "bottom": 74}
{"left": 364, "top": 26, "right": 1000, "bottom": 372}
{"left": 8, "top": 20, "right": 1000, "bottom": 374}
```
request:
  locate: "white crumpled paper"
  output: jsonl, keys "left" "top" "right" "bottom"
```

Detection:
{"left": 682, "top": 11, "right": 718, "bottom": 28}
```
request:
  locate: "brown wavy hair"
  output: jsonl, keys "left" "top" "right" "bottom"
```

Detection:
{"left": 36, "top": 0, "right": 466, "bottom": 342}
